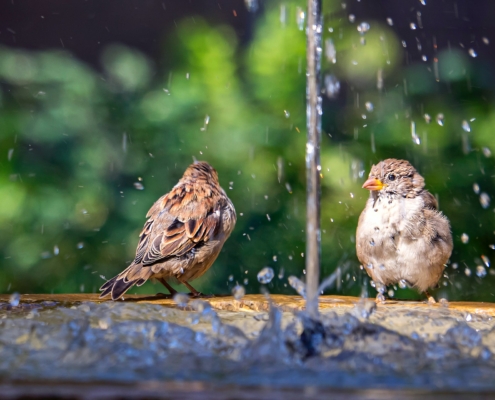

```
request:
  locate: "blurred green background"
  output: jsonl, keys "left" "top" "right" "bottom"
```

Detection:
{"left": 1, "top": 0, "right": 494, "bottom": 301}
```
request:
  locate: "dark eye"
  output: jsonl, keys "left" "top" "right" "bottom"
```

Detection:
{"left": 388, "top": 174, "right": 396, "bottom": 181}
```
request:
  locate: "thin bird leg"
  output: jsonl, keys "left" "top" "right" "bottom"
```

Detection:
{"left": 158, "top": 278, "right": 177, "bottom": 295}
{"left": 425, "top": 290, "right": 436, "bottom": 304}
{"left": 181, "top": 280, "right": 202, "bottom": 297}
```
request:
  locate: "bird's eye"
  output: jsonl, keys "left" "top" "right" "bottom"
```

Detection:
{"left": 388, "top": 174, "right": 396, "bottom": 181}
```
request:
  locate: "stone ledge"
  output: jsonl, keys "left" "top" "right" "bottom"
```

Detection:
{"left": 1, "top": 293, "right": 494, "bottom": 316}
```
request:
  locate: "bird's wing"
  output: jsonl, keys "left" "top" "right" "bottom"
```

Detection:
{"left": 420, "top": 190, "right": 438, "bottom": 210}
{"left": 133, "top": 190, "right": 223, "bottom": 266}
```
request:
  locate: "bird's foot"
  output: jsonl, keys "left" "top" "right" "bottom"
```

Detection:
{"left": 425, "top": 290, "right": 436, "bottom": 304}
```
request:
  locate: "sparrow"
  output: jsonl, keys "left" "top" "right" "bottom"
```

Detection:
{"left": 356, "top": 159, "right": 453, "bottom": 303}
{"left": 100, "top": 161, "right": 236, "bottom": 300}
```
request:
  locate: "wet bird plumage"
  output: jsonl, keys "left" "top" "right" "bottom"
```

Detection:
{"left": 100, "top": 161, "right": 236, "bottom": 300}
{"left": 356, "top": 159, "right": 453, "bottom": 301}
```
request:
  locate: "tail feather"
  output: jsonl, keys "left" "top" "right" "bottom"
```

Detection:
{"left": 98, "top": 263, "right": 153, "bottom": 300}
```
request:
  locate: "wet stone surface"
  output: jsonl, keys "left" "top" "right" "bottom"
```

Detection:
{"left": 1, "top": 294, "right": 495, "bottom": 390}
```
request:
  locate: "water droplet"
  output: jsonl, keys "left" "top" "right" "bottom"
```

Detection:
{"left": 476, "top": 266, "right": 487, "bottom": 278}
{"left": 465, "top": 313, "right": 472, "bottom": 321}
{"left": 8, "top": 149, "right": 14, "bottom": 161}
{"left": 411, "top": 121, "right": 420, "bottom": 145}
{"left": 461, "top": 233, "right": 469, "bottom": 244}
{"left": 288, "top": 276, "right": 306, "bottom": 298}
{"left": 365, "top": 101, "right": 374, "bottom": 112}
{"left": 386, "top": 18, "right": 393, "bottom": 26}
{"left": 357, "top": 22, "right": 370, "bottom": 33}
{"left": 348, "top": 14, "right": 355, "bottom": 23}
{"left": 436, "top": 113, "right": 444, "bottom": 126}
{"left": 462, "top": 120, "right": 471, "bottom": 132}
{"left": 9, "top": 292, "right": 20, "bottom": 307}
{"left": 324, "top": 74, "right": 340, "bottom": 99}
{"left": 452, "top": 262, "right": 459, "bottom": 269}
{"left": 473, "top": 183, "right": 480, "bottom": 194}
{"left": 200, "top": 115, "right": 210, "bottom": 131}
{"left": 468, "top": 48, "right": 477, "bottom": 58}
{"left": 296, "top": 7, "right": 305, "bottom": 30}
{"left": 422, "top": 55, "right": 428, "bottom": 61}
{"left": 278, "top": 267, "right": 285, "bottom": 279}
{"left": 410, "top": 22, "right": 417, "bottom": 30}
{"left": 388, "top": 289, "right": 394, "bottom": 297}
{"left": 257, "top": 267, "right": 274, "bottom": 284}
{"left": 482, "top": 37, "right": 490, "bottom": 45}
{"left": 482, "top": 147, "right": 491, "bottom": 157}
{"left": 77, "top": 242, "right": 84, "bottom": 249}
{"left": 244, "top": 0, "right": 258, "bottom": 12}
{"left": 399, "top": 279, "right": 407, "bottom": 289}
{"left": 283, "top": 110, "right": 290, "bottom": 118}
{"left": 402, "top": 40, "right": 407, "bottom": 48}
{"left": 481, "top": 255, "right": 490, "bottom": 267}
{"left": 465, "top": 268, "right": 472, "bottom": 277}
{"left": 133, "top": 182, "right": 144, "bottom": 190}
{"left": 370, "top": 280, "right": 376, "bottom": 288}
{"left": 490, "top": 244, "right": 495, "bottom": 250}
{"left": 173, "top": 293, "right": 189, "bottom": 307}
{"left": 232, "top": 284, "right": 245, "bottom": 300}
{"left": 53, "top": 245, "right": 59, "bottom": 256}
{"left": 325, "top": 39, "right": 336, "bottom": 64}
{"left": 424, "top": 113, "right": 431, "bottom": 124}
{"left": 480, "top": 192, "right": 490, "bottom": 209}
{"left": 228, "top": 274, "right": 234, "bottom": 282}
{"left": 419, "top": 0, "right": 426, "bottom": 5}
{"left": 285, "top": 182, "right": 292, "bottom": 194}
{"left": 243, "top": 278, "right": 249, "bottom": 285}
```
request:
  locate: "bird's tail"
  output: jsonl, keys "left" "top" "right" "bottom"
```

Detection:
{"left": 99, "top": 263, "right": 152, "bottom": 300}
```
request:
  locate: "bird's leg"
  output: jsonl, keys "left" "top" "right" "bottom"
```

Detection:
{"left": 425, "top": 290, "right": 436, "bottom": 304}
{"left": 181, "top": 280, "right": 202, "bottom": 298}
{"left": 157, "top": 278, "right": 177, "bottom": 296}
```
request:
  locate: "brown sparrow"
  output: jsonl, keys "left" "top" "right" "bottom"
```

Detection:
{"left": 356, "top": 159, "right": 453, "bottom": 303}
{"left": 100, "top": 161, "right": 236, "bottom": 300}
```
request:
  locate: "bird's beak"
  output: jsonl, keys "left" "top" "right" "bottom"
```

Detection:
{"left": 362, "top": 177, "right": 385, "bottom": 191}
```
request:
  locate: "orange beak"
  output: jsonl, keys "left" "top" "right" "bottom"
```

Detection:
{"left": 362, "top": 177, "right": 385, "bottom": 191}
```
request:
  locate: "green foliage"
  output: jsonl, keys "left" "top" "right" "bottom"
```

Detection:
{"left": 0, "top": 0, "right": 494, "bottom": 301}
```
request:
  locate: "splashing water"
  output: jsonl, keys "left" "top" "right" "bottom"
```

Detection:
{"left": 288, "top": 276, "right": 307, "bottom": 298}
{"left": 461, "top": 233, "right": 469, "bottom": 244}
{"left": 232, "top": 285, "right": 246, "bottom": 300}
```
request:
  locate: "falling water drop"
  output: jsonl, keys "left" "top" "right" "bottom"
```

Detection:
{"left": 465, "top": 268, "right": 472, "bottom": 277}
{"left": 480, "top": 192, "right": 490, "bottom": 209}
{"left": 284, "top": 110, "right": 290, "bottom": 118}
{"left": 481, "top": 255, "right": 490, "bottom": 268}
{"left": 419, "top": 0, "right": 426, "bottom": 4}
{"left": 54, "top": 245, "right": 59, "bottom": 255}
{"left": 482, "top": 37, "right": 490, "bottom": 45}
{"left": 386, "top": 18, "right": 393, "bottom": 26}
{"left": 436, "top": 113, "right": 444, "bottom": 126}
{"left": 288, "top": 276, "right": 307, "bottom": 298}
{"left": 411, "top": 121, "right": 420, "bottom": 145}
{"left": 296, "top": 7, "right": 305, "bottom": 30}
{"left": 232, "top": 285, "right": 246, "bottom": 300}
{"left": 461, "top": 233, "right": 469, "bottom": 244}
{"left": 348, "top": 14, "right": 356, "bottom": 23}
{"left": 357, "top": 22, "right": 370, "bottom": 33}
{"left": 325, "top": 39, "right": 336, "bottom": 63}
{"left": 365, "top": 101, "right": 374, "bottom": 112}
{"left": 399, "top": 279, "right": 407, "bottom": 289}
{"left": 133, "top": 182, "right": 144, "bottom": 190}
{"left": 489, "top": 244, "right": 495, "bottom": 250}
{"left": 324, "top": 74, "right": 340, "bottom": 98}
{"left": 77, "top": 242, "right": 84, "bottom": 249}
{"left": 468, "top": 48, "right": 477, "bottom": 58}
{"left": 424, "top": 114, "right": 431, "bottom": 124}
{"left": 462, "top": 120, "right": 471, "bottom": 132}
{"left": 244, "top": 0, "right": 258, "bottom": 12}
{"left": 8, "top": 149, "right": 14, "bottom": 161}
{"left": 473, "top": 183, "right": 480, "bottom": 194}
{"left": 257, "top": 267, "right": 274, "bottom": 284}
{"left": 410, "top": 23, "right": 417, "bottom": 30}
{"left": 482, "top": 147, "right": 491, "bottom": 157}
{"left": 476, "top": 266, "right": 487, "bottom": 278}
